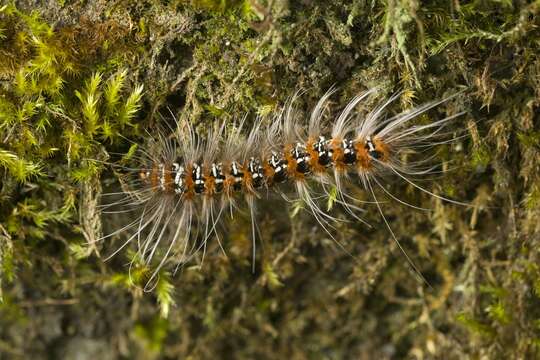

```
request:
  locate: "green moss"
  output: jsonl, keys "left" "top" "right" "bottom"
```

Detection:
{"left": 1, "top": 0, "right": 540, "bottom": 358}
{"left": 456, "top": 312, "right": 496, "bottom": 338}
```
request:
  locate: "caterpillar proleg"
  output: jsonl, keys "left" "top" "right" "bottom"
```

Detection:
{"left": 98, "top": 87, "right": 467, "bottom": 289}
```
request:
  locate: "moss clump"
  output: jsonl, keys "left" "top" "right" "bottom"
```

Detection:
{"left": 1, "top": 1, "right": 539, "bottom": 358}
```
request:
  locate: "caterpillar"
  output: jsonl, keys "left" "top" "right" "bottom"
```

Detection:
{"left": 98, "top": 87, "right": 467, "bottom": 289}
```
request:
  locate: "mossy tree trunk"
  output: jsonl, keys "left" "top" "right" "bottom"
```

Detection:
{"left": 0, "top": 1, "right": 539, "bottom": 358}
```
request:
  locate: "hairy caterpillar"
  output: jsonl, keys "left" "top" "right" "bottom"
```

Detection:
{"left": 98, "top": 87, "right": 467, "bottom": 289}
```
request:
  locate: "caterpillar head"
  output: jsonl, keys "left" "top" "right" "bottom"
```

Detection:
{"left": 139, "top": 164, "right": 159, "bottom": 188}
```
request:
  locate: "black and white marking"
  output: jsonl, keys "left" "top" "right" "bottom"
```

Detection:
{"left": 313, "top": 136, "right": 333, "bottom": 167}
{"left": 292, "top": 142, "right": 311, "bottom": 174}
{"left": 342, "top": 138, "right": 357, "bottom": 165}
{"left": 365, "top": 136, "right": 381, "bottom": 159}
{"left": 269, "top": 152, "right": 288, "bottom": 183}
{"left": 211, "top": 163, "right": 226, "bottom": 193}
{"left": 230, "top": 161, "right": 244, "bottom": 191}
{"left": 192, "top": 163, "right": 205, "bottom": 194}
{"left": 172, "top": 162, "right": 185, "bottom": 194}
{"left": 248, "top": 157, "right": 264, "bottom": 189}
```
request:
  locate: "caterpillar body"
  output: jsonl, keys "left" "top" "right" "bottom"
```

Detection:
{"left": 100, "top": 88, "right": 466, "bottom": 288}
